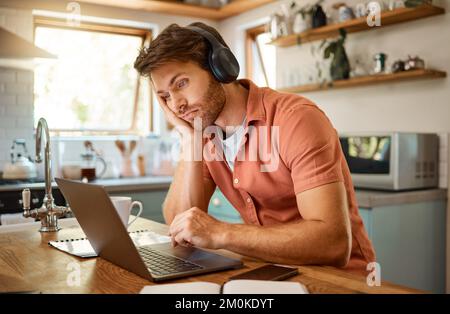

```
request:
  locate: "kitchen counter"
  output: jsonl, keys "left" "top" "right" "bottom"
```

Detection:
{"left": 96, "top": 176, "right": 172, "bottom": 192}
{"left": 0, "top": 176, "right": 173, "bottom": 192}
{"left": 355, "top": 188, "right": 447, "bottom": 208}
{"left": 2, "top": 177, "right": 446, "bottom": 207}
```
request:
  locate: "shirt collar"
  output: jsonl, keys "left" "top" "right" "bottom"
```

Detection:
{"left": 237, "top": 79, "right": 266, "bottom": 125}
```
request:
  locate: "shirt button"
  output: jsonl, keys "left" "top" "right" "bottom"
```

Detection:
{"left": 246, "top": 197, "right": 251, "bottom": 203}
{"left": 234, "top": 178, "right": 239, "bottom": 184}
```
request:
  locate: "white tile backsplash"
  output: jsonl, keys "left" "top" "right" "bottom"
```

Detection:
{"left": 0, "top": 67, "right": 35, "bottom": 169}
{"left": 0, "top": 71, "right": 15, "bottom": 82}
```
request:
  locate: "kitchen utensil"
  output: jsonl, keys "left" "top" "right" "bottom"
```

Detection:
{"left": 117, "top": 140, "right": 139, "bottom": 177}
{"left": 373, "top": 52, "right": 388, "bottom": 74}
{"left": 405, "top": 55, "right": 425, "bottom": 71}
{"left": 80, "top": 152, "right": 106, "bottom": 181}
{"left": 392, "top": 59, "right": 406, "bottom": 73}
{"left": 354, "top": 2, "right": 368, "bottom": 18}
{"left": 312, "top": 4, "right": 327, "bottom": 28}
{"left": 137, "top": 154, "right": 146, "bottom": 176}
{"left": 129, "top": 140, "right": 137, "bottom": 155}
{"left": 268, "top": 13, "right": 288, "bottom": 40}
{"left": 115, "top": 140, "right": 126, "bottom": 155}
{"left": 339, "top": 5, "right": 355, "bottom": 22}
{"left": 79, "top": 141, "right": 106, "bottom": 181}
{"left": 2, "top": 139, "right": 37, "bottom": 179}
{"left": 293, "top": 10, "right": 312, "bottom": 34}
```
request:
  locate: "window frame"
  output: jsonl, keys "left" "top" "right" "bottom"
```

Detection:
{"left": 33, "top": 17, "right": 153, "bottom": 135}
{"left": 245, "top": 24, "right": 270, "bottom": 86}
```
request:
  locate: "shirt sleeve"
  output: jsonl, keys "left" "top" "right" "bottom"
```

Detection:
{"left": 279, "top": 105, "right": 344, "bottom": 195}
{"left": 202, "top": 160, "right": 214, "bottom": 181}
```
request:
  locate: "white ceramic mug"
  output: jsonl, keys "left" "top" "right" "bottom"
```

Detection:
{"left": 110, "top": 196, "right": 143, "bottom": 228}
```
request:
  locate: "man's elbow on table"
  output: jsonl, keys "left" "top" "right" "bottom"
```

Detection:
{"left": 327, "top": 224, "right": 352, "bottom": 268}
{"left": 282, "top": 224, "right": 352, "bottom": 268}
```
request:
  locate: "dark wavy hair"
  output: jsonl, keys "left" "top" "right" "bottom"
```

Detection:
{"left": 134, "top": 22, "right": 229, "bottom": 78}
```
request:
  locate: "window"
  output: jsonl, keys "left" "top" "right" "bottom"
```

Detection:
{"left": 33, "top": 18, "right": 152, "bottom": 134}
{"left": 245, "top": 25, "right": 276, "bottom": 88}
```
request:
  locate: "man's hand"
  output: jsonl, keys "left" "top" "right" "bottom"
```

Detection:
{"left": 159, "top": 98, "right": 193, "bottom": 137}
{"left": 168, "top": 207, "right": 227, "bottom": 249}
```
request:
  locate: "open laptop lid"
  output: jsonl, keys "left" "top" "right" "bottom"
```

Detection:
{"left": 55, "top": 178, "right": 152, "bottom": 280}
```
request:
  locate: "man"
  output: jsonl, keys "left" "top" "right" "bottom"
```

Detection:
{"left": 134, "top": 22, "right": 375, "bottom": 273}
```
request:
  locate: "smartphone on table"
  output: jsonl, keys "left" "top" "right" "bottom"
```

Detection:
{"left": 228, "top": 264, "right": 299, "bottom": 281}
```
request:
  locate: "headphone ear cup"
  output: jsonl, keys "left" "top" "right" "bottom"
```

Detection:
{"left": 210, "top": 47, "right": 240, "bottom": 84}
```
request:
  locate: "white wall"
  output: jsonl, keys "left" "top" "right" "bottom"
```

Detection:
{"left": 218, "top": 0, "right": 450, "bottom": 189}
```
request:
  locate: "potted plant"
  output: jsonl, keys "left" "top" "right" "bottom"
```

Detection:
{"left": 322, "top": 28, "right": 350, "bottom": 80}
{"left": 292, "top": 0, "right": 326, "bottom": 34}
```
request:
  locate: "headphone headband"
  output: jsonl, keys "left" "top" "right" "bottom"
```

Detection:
{"left": 186, "top": 25, "right": 239, "bottom": 83}
{"left": 187, "top": 26, "right": 222, "bottom": 50}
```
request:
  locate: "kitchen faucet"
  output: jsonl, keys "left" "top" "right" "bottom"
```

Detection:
{"left": 22, "top": 117, "right": 71, "bottom": 232}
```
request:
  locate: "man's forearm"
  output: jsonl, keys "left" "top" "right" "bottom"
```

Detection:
{"left": 218, "top": 221, "right": 351, "bottom": 267}
{"left": 163, "top": 138, "right": 206, "bottom": 224}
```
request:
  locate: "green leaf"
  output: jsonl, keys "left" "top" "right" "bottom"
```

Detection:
{"left": 323, "top": 42, "right": 337, "bottom": 59}
{"left": 339, "top": 28, "right": 347, "bottom": 40}
{"left": 323, "top": 46, "right": 331, "bottom": 59}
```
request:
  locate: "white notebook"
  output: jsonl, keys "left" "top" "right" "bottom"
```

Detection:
{"left": 140, "top": 280, "right": 308, "bottom": 294}
{"left": 48, "top": 229, "right": 171, "bottom": 258}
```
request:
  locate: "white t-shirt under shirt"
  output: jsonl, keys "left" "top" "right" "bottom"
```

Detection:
{"left": 219, "top": 117, "right": 247, "bottom": 172}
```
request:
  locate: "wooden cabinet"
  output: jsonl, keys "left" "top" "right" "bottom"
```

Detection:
{"left": 359, "top": 200, "right": 446, "bottom": 293}
{"left": 206, "top": 189, "right": 447, "bottom": 293}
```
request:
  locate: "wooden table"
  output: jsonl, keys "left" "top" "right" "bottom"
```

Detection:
{"left": 0, "top": 217, "right": 423, "bottom": 294}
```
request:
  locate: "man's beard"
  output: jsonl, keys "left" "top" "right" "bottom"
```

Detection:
{"left": 193, "top": 76, "right": 226, "bottom": 130}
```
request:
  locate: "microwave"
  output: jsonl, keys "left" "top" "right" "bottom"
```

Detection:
{"left": 339, "top": 132, "right": 439, "bottom": 191}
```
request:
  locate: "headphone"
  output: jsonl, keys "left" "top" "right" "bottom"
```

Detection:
{"left": 186, "top": 25, "right": 240, "bottom": 84}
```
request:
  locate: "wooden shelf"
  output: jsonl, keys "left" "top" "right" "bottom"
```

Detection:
{"left": 75, "top": 0, "right": 275, "bottom": 20}
{"left": 278, "top": 69, "right": 447, "bottom": 94}
{"left": 269, "top": 4, "right": 445, "bottom": 47}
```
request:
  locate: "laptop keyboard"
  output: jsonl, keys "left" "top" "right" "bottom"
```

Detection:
{"left": 138, "top": 246, "right": 204, "bottom": 276}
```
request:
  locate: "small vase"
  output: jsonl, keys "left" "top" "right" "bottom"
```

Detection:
{"left": 330, "top": 46, "right": 351, "bottom": 80}
{"left": 312, "top": 5, "right": 327, "bottom": 28}
{"left": 293, "top": 12, "right": 311, "bottom": 34}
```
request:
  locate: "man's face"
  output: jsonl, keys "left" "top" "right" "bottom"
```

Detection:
{"left": 151, "top": 61, "right": 226, "bottom": 129}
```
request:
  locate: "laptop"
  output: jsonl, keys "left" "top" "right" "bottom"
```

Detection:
{"left": 55, "top": 178, "right": 243, "bottom": 282}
